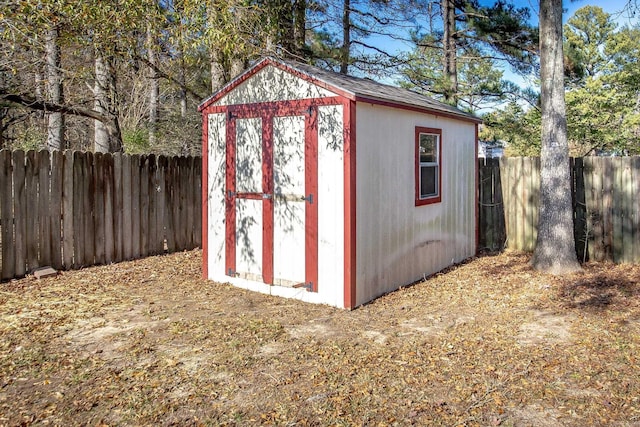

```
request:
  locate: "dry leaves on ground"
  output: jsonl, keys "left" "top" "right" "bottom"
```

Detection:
{"left": 1, "top": 250, "right": 639, "bottom": 426}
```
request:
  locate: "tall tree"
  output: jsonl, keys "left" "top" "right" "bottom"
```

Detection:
{"left": 147, "top": 26, "right": 160, "bottom": 146}
{"left": 531, "top": 0, "right": 581, "bottom": 274}
{"left": 93, "top": 52, "right": 122, "bottom": 153}
{"left": 564, "top": 5, "right": 616, "bottom": 83}
{"left": 402, "top": 0, "right": 538, "bottom": 108}
{"left": 441, "top": 0, "right": 457, "bottom": 103}
{"left": 45, "top": 26, "right": 64, "bottom": 150}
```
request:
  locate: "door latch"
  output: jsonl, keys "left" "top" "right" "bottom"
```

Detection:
{"left": 302, "top": 193, "right": 314, "bottom": 204}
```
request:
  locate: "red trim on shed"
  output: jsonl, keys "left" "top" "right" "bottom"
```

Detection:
{"left": 355, "top": 96, "right": 482, "bottom": 125}
{"left": 225, "top": 116, "right": 237, "bottom": 277}
{"left": 343, "top": 100, "right": 357, "bottom": 309}
{"left": 198, "top": 58, "right": 354, "bottom": 112}
{"left": 414, "top": 127, "right": 442, "bottom": 207}
{"left": 262, "top": 113, "right": 274, "bottom": 285}
{"left": 305, "top": 108, "right": 319, "bottom": 292}
{"left": 201, "top": 111, "right": 209, "bottom": 279}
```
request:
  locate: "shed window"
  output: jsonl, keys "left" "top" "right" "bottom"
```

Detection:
{"left": 415, "top": 127, "right": 442, "bottom": 206}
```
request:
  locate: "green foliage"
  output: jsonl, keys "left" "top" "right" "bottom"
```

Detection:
{"left": 481, "top": 102, "right": 541, "bottom": 156}
{"left": 122, "top": 127, "right": 150, "bottom": 155}
{"left": 487, "top": 6, "right": 640, "bottom": 156}
{"left": 399, "top": 0, "right": 538, "bottom": 111}
{"left": 564, "top": 6, "right": 616, "bottom": 83}
{"left": 401, "top": 41, "right": 509, "bottom": 112}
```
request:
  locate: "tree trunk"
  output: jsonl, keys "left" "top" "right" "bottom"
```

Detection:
{"left": 230, "top": 57, "right": 245, "bottom": 80}
{"left": 178, "top": 42, "right": 187, "bottom": 118}
{"left": 293, "top": 0, "right": 306, "bottom": 55}
{"left": 441, "top": 0, "right": 457, "bottom": 105}
{"left": 210, "top": 50, "right": 225, "bottom": 92}
{"left": 147, "top": 27, "right": 159, "bottom": 146}
{"left": 340, "top": 0, "right": 350, "bottom": 74}
{"left": 45, "top": 26, "right": 64, "bottom": 150}
{"left": 94, "top": 52, "right": 122, "bottom": 153}
{"left": 531, "top": 0, "right": 581, "bottom": 274}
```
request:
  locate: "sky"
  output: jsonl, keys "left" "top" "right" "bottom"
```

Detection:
{"left": 503, "top": 0, "right": 640, "bottom": 89}
{"left": 364, "top": 0, "right": 639, "bottom": 96}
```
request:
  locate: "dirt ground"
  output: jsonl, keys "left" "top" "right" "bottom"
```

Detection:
{"left": 1, "top": 250, "right": 639, "bottom": 426}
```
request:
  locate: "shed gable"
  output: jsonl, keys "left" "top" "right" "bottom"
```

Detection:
{"left": 213, "top": 64, "right": 337, "bottom": 107}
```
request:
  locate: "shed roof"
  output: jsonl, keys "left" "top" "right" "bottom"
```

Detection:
{"left": 199, "top": 57, "right": 482, "bottom": 124}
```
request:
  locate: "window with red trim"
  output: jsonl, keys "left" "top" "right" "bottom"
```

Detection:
{"left": 415, "top": 127, "right": 442, "bottom": 206}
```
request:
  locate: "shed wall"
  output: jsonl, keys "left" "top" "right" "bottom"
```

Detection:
{"left": 355, "top": 103, "right": 476, "bottom": 306}
{"left": 213, "top": 65, "right": 335, "bottom": 106}
{"left": 205, "top": 104, "right": 346, "bottom": 307}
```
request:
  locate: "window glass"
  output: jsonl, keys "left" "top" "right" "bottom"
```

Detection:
{"left": 419, "top": 134, "right": 438, "bottom": 164}
{"left": 420, "top": 165, "right": 437, "bottom": 197}
{"left": 415, "top": 127, "right": 441, "bottom": 205}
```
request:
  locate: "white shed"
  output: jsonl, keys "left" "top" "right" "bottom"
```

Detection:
{"left": 199, "top": 57, "right": 481, "bottom": 309}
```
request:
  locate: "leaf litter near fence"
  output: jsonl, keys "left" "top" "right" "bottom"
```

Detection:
{"left": 1, "top": 249, "right": 639, "bottom": 426}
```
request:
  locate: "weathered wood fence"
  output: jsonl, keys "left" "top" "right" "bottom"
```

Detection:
{"left": 0, "top": 150, "right": 201, "bottom": 281}
{"left": 479, "top": 157, "right": 640, "bottom": 264}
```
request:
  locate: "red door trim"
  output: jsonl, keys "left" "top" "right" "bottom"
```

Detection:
{"left": 224, "top": 104, "right": 326, "bottom": 292}
{"left": 305, "top": 108, "right": 319, "bottom": 292}
{"left": 225, "top": 115, "right": 237, "bottom": 277}
{"left": 201, "top": 111, "right": 209, "bottom": 279}
{"left": 262, "top": 113, "right": 274, "bottom": 285}
{"left": 343, "top": 100, "right": 357, "bottom": 309}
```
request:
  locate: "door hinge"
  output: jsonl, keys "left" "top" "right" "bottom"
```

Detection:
{"left": 227, "top": 268, "right": 236, "bottom": 277}
{"left": 227, "top": 190, "right": 235, "bottom": 198}
{"left": 294, "top": 282, "right": 313, "bottom": 292}
{"left": 262, "top": 193, "right": 272, "bottom": 199}
{"left": 302, "top": 193, "right": 314, "bottom": 204}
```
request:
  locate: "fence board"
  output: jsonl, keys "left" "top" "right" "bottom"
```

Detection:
{"left": 147, "top": 154, "right": 158, "bottom": 254}
{"left": 633, "top": 157, "right": 640, "bottom": 263}
{"left": 165, "top": 157, "right": 177, "bottom": 253}
{"left": 157, "top": 156, "right": 167, "bottom": 252}
{"left": 122, "top": 155, "right": 132, "bottom": 260}
{"left": 194, "top": 159, "right": 202, "bottom": 248}
{"left": 140, "top": 156, "right": 150, "bottom": 256}
{"left": 94, "top": 153, "right": 106, "bottom": 265}
{"left": 612, "top": 158, "right": 623, "bottom": 263}
{"left": 186, "top": 156, "right": 195, "bottom": 249}
{"left": 25, "top": 151, "right": 39, "bottom": 271}
{"left": 0, "top": 150, "right": 14, "bottom": 280}
{"left": 83, "top": 152, "right": 95, "bottom": 266}
{"left": 63, "top": 151, "right": 74, "bottom": 268}
{"left": 621, "top": 157, "right": 633, "bottom": 263}
{"left": 104, "top": 153, "right": 115, "bottom": 263}
{"left": 13, "top": 150, "right": 27, "bottom": 277}
{"left": 573, "top": 158, "right": 587, "bottom": 262}
{"left": 38, "top": 151, "right": 51, "bottom": 266}
{"left": 131, "top": 155, "right": 141, "bottom": 259}
{"left": 50, "top": 151, "right": 63, "bottom": 270}
{"left": 113, "top": 153, "right": 123, "bottom": 261}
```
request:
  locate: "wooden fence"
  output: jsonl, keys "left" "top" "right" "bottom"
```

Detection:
{"left": 478, "top": 157, "right": 640, "bottom": 264}
{"left": 0, "top": 150, "right": 201, "bottom": 281}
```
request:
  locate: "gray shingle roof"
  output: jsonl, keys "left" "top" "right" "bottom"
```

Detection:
{"left": 276, "top": 58, "right": 481, "bottom": 123}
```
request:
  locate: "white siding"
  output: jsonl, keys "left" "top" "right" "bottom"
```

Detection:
{"left": 214, "top": 65, "right": 336, "bottom": 106}
{"left": 206, "top": 106, "right": 346, "bottom": 308}
{"left": 273, "top": 115, "right": 306, "bottom": 285}
{"left": 207, "top": 113, "right": 227, "bottom": 282}
{"left": 355, "top": 103, "right": 476, "bottom": 306}
{"left": 317, "top": 105, "right": 345, "bottom": 307}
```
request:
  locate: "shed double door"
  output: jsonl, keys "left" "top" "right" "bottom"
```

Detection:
{"left": 225, "top": 106, "right": 318, "bottom": 291}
